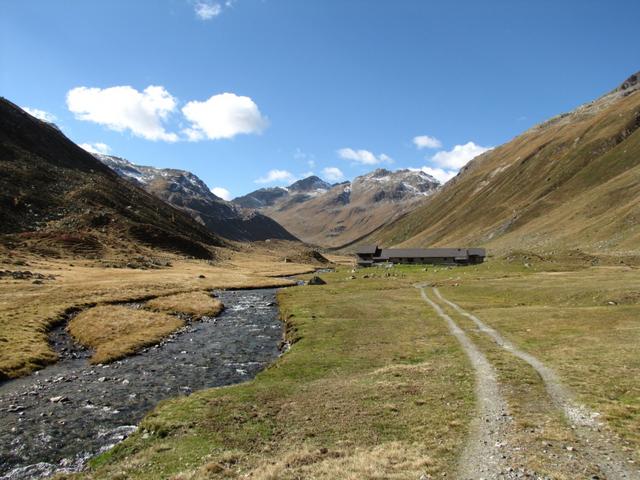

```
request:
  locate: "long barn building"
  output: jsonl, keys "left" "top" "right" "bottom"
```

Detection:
{"left": 355, "top": 245, "right": 486, "bottom": 267}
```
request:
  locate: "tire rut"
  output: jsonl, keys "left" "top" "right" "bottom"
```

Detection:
{"left": 433, "top": 287, "right": 640, "bottom": 480}
{"left": 417, "top": 285, "right": 511, "bottom": 479}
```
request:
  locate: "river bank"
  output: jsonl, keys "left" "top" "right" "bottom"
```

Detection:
{"left": 0, "top": 288, "right": 283, "bottom": 479}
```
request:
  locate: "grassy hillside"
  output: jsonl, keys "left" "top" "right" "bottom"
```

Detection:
{"left": 368, "top": 73, "right": 640, "bottom": 255}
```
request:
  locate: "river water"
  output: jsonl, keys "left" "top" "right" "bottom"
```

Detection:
{"left": 0, "top": 288, "right": 283, "bottom": 479}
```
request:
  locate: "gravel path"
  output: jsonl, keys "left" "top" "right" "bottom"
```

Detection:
{"left": 434, "top": 287, "right": 640, "bottom": 480}
{"left": 0, "top": 288, "right": 284, "bottom": 480}
{"left": 417, "top": 285, "right": 512, "bottom": 479}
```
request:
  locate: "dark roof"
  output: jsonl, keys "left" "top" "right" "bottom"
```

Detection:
{"left": 355, "top": 245, "right": 379, "bottom": 255}
{"left": 380, "top": 248, "right": 484, "bottom": 259}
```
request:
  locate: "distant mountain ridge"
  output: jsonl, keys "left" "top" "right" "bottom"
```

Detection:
{"left": 94, "top": 154, "right": 296, "bottom": 242}
{"left": 234, "top": 168, "right": 440, "bottom": 247}
{"left": 233, "top": 175, "right": 333, "bottom": 210}
{"left": 365, "top": 71, "right": 640, "bottom": 255}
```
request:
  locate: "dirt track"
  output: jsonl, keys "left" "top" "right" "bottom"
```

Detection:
{"left": 418, "top": 285, "right": 511, "bottom": 479}
{"left": 419, "top": 284, "right": 640, "bottom": 480}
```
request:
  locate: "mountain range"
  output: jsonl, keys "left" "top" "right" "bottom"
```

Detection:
{"left": 2, "top": 70, "right": 639, "bottom": 260}
{"left": 93, "top": 154, "right": 296, "bottom": 242}
{"left": 234, "top": 168, "right": 440, "bottom": 247}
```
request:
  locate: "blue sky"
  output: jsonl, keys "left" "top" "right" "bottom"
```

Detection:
{"left": 2, "top": 0, "right": 639, "bottom": 200}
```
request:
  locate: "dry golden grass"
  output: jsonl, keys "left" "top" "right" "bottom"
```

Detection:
{"left": 147, "top": 292, "right": 223, "bottom": 318}
{"left": 0, "top": 245, "right": 321, "bottom": 379}
{"left": 174, "top": 442, "right": 436, "bottom": 480}
{"left": 323, "top": 253, "right": 355, "bottom": 265}
{"left": 69, "top": 306, "right": 183, "bottom": 364}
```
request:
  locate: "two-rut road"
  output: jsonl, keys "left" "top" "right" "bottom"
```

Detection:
{"left": 416, "top": 284, "right": 639, "bottom": 480}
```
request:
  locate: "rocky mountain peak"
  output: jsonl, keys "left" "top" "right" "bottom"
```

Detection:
{"left": 288, "top": 175, "right": 332, "bottom": 193}
{"left": 619, "top": 71, "right": 640, "bottom": 92}
{"left": 93, "top": 153, "right": 295, "bottom": 241}
{"left": 353, "top": 168, "right": 439, "bottom": 192}
{"left": 232, "top": 167, "right": 441, "bottom": 247}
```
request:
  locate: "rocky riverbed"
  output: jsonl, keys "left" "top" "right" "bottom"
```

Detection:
{"left": 0, "top": 288, "right": 283, "bottom": 479}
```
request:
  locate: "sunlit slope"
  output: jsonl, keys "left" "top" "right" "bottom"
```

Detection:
{"left": 370, "top": 73, "right": 640, "bottom": 254}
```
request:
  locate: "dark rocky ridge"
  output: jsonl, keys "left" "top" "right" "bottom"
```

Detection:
{"left": 0, "top": 98, "right": 223, "bottom": 259}
{"left": 94, "top": 154, "right": 296, "bottom": 242}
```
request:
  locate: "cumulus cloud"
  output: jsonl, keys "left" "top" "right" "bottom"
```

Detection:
{"left": 22, "top": 106, "right": 57, "bottom": 123}
{"left": 255, "top": 169, "right": 296, "bottom": 184}
{"left": 411, "top": 141, "right": 492, "bottom": 185}
{"left": 322, "top": 167, "right": 345, "bottom": 182}
{"left": 431, "top": 141, "right": 492, "bottom": 169}
{"left": 337, "top": 148, "right": 393, "bottom": 165}
{"left": 211, "top": 187, "right": 232, "bottom": 200}
{"left": 413, "top": 135, "right": 442, "bottom": 150}
{"left": 411, "top": 166, "right": 457, "bottom": 184}
{"left": 194, "top": 1, "right": 222, "bottom": 19}
{"left": 79, "top": 142, "right": 111, "bottom": 155}
{"left": 67, "top": 85, "right": 178, "bottom": 142}
{"left": 182, "top": 93, "right": 268, "bottom": 140}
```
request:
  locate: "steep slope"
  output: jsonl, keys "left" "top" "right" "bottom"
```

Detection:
{"left": 368, "top": 72, "right": 640, "bottom": 255}
{"left": 0, "top": 98, "right": 224, "bottom": 259}
{"left": 235, "top": 169, "right": 440, "bottom": 247}
{"left": 95, "top": 154, "right": 296, "bottom": 242}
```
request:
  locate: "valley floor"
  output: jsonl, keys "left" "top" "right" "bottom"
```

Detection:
{"left": 54, "top": 257, "right": 639, "bottom": 479}
{"left": 0, "top": 251, "right": 316, "bottom": 379}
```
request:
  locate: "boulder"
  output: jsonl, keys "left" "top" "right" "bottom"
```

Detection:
{"left": 307, "top": 276, "right": 327, "bottom": 285}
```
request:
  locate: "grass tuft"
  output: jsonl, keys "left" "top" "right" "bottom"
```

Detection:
{"left": 68, "top": 305, "right": 183, "bottom": 364}
{"left": 147, "top": 292, "right": 224, "bottom": 318}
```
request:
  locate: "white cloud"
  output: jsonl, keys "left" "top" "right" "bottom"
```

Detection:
{"left": 211, "top": 187, "right": 232, "bottom": 200}
{"left": 322, "top": 167, "right": 344, "bottom": 182}
{"left": 413, "top": 135, "right": 442, "bottom": 150}
{"left": 255, "top": 169, "right": 296, "bottom": 184}
{"left": 79, "top": 142, "right": 111, "bottom": 155}
{"left": 194, "top": 1, "right": 222, "bottom": 19}
{"left": 412, "top": 166, "right": 457, "bottom": 184}
{"left": 67, "top": 85, "right": 178, "bottom": 142}
{"left": 22, "top": 107, "right": 57, "bottom": 123}
{"left": 337, "top": 148, "right": 393, "bottom": 165}
{"left": 431, "top": 141, "right": 492, "bottom": 169}
{"left": 182, "top": 93, "right": 268, "bottom": 140}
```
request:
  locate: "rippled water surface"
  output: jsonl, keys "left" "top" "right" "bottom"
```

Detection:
{"left": 0, "top": 288, "right": 282, "bottom": 479}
